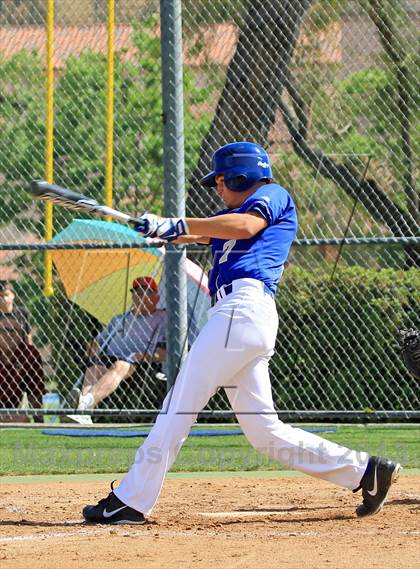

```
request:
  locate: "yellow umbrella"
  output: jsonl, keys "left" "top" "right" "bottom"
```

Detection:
{"left": 50, "top": 219, "right": 209, "bottom": 326}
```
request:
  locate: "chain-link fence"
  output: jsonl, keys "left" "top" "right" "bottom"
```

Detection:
{"left": 0, "top": 239, "right": 212, "bottom": 422}
{"left": 0, "top": 1, "right": 419, "bottom": 421}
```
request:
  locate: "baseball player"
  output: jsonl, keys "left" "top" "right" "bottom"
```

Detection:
{"left": 83, "top": 142, "right": 400, "bottom": 524}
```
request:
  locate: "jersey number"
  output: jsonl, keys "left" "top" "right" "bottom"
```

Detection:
{"left": 219, "top": 239, "right": 236, "bottom": 264}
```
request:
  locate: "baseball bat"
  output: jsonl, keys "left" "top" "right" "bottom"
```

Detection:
{"left": 28, "top": 180, "right": 138, "bottom": 224}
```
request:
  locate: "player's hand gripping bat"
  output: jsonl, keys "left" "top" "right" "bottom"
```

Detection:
{"left": 28, "top": 180, "right": 138, "bottom": 224}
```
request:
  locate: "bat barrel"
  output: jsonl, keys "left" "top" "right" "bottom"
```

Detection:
{"left": 28, "top": 180, "right": 138, "bottom": 224}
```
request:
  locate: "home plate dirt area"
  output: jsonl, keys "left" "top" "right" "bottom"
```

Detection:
{"left": 0, "top": 475, "right": 419, "bottom": 569}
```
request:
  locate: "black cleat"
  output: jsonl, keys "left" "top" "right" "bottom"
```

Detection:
{"left": 83, "top": 482, "right": 146, "bottom": 525}
{"left": 353, "top": 456, "right": 401, "bottom": 518}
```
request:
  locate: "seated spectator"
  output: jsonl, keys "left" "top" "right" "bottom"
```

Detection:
{"left": 67, "top": 276, "right": 166, "bottom": 424}
{"left": 0, "top": 280, "right": 45, "bottom": 422}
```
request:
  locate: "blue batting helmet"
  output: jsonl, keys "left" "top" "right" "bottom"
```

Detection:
{"left": 200, "top": 141, "right": 273, "bottom": 192}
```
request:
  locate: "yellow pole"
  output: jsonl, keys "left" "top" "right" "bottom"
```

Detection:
{"left": 44, "top": 0, "right": 54, "bottom": 297}
{"left": 105, "top": 0, "right": 115, "bottom": 217}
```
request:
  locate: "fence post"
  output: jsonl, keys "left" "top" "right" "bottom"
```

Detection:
{"left": 44, "top": 0, "right": 55, "bottom": 297}
{"left": 160, "top": 0, "right": 188, "bottom": 387}
{"left": 105, "top": 0, "right": 115, "bottom": 218}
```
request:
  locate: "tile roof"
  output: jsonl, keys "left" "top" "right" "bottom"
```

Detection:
{"left": 0, "top": 23, "right": 239, "bottom": 68}
{"left": 0, "top": 22, "right": 342, "bottom": 69}
{"left": 0, "top": 24, "right": 135, "bottom": 68}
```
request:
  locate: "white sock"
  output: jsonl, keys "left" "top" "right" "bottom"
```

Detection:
{"left": 78, "top": 392, "right": 94, "bottom": 410}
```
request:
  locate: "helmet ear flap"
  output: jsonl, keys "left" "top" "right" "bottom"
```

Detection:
{"left": 225, "top": 173, "right": 248, "bottom": 191}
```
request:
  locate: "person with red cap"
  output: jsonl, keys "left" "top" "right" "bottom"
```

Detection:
{"left": 67, "top": 276, "right": 166, "bottom": 424}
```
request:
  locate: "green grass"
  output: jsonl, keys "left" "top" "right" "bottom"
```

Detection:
{"left": 0, "top": 424, "right": 419, "bottom": 476}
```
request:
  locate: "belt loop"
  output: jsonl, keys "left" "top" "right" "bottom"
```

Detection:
{"left": 213, "top": 282, "right": 234, "bottom": 304}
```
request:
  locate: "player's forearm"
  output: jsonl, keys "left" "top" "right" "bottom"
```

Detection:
{"left": 186, "top": 213, "right": 267, "bottom": 240}
{"left": 173, "top": 235, "right": 210, "bottom": 245}
{"left": 134, "top": 212, "right": 265, "bottom": 241}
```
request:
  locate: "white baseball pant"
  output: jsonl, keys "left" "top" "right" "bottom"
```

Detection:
{"left": 115, "top": 278, "right": 369, "bottom": 515}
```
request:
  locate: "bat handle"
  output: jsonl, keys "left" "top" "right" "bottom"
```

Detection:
{"left": 98, "top": 205, "right": 138, "bottom": 224}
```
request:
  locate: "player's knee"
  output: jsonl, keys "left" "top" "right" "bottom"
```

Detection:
{"left": 239, "top": 415, "right": 284, "bottom": 443}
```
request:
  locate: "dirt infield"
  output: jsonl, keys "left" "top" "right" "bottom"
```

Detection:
{"left": 0, "top": 474, "right": 419, "bottom": 569}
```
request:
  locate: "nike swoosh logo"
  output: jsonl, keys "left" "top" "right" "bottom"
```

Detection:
{"left": 367, "top": 465, "right": 378, "bottom": 496}
{"left": 103, "top": 505, "right": 127, "bottom": 518}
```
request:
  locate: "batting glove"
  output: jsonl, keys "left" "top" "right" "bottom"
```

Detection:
{"left": 134, "top": 213, "right": 188, "bottom": 242}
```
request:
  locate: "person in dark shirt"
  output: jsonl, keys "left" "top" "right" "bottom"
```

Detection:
{"left": 0, "top": 280, "right": 45, "bottom": 421}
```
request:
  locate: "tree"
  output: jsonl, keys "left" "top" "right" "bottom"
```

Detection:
{"left": 0, "top": 18, "right": 212, "bottom": 233}
{"left": 187, "top": 0, "right": 418, "bottom": 266}
{"left": 188, "top": 0, "right": 313, "bottom": 217}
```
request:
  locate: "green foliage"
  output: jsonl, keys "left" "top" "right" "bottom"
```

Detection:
{"left": 313, "top": 68, "right": 394, "bottom": 150}
{"left": 311, "top": 66, "right": 418, "bottom": 191}
{"left": 288, "top": 1, "right": 418, "bottom": 230}
{"left": 272, "top": 265, "right": 420, "bottom": 411}
{"left": 0, "top": 19, "right": 213, "bottom": 230}
{"left": 51, "top": 19, "right": 212, "bottom": 222}
{"left": 52, "top": 52, "right": 108, "bottom": 231}
{"left": 307, "top": 0, "right": 349, "bottom": 29}
{"left": 270, "top": 150, "right": 379, "bottom": 239}
{"left": 0, "top": 22, "right": 213, "bottom": 391}
{"left": 0, "top": 51, "right": 45, "bottom": 225}
{"left": 338, "top": 69, "right": 399, "bottom": 137}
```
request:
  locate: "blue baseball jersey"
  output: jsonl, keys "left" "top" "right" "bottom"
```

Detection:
{"left": 208, "top": 183, "right": 298, "bottom": 295}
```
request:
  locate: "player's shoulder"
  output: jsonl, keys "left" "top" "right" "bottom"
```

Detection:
{"left": 240, "top": 182, "right": 293, "bottom": 211}
{"left": 249, "top": 182, "right": 291, "bottom": 201}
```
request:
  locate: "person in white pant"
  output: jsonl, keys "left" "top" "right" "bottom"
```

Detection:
{"left": 83, "top": 142, "right": 400, "bottom": 525}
